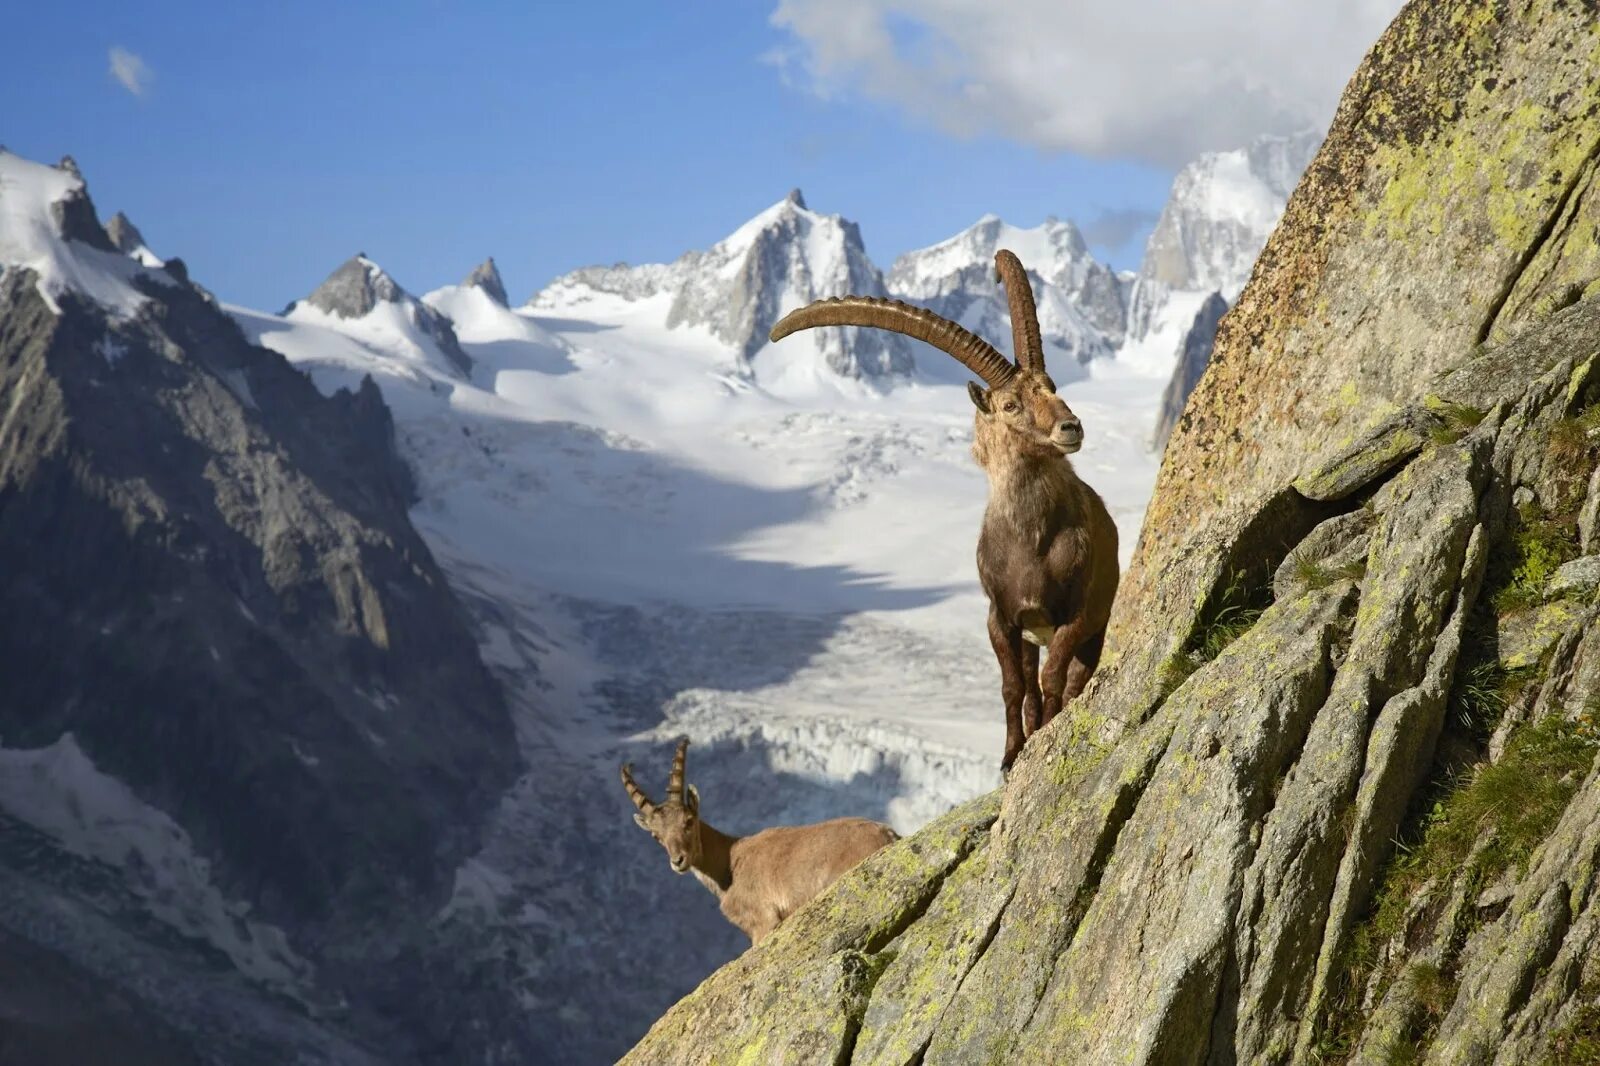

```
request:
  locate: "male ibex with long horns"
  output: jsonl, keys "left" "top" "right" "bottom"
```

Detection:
{"left": 771, "top": 250, "right": 1119, "bottom": 771}
{"left": 621, "top": 739, "right": 898, "bottom": 944}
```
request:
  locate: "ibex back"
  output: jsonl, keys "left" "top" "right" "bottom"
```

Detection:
{"left": 770, "top": 250, "right": 1119, "bottom": 770}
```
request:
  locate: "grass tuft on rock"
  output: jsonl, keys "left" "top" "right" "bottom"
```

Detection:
{"left": 1294, "top": 554, "right": 1370, "bottom": 591}
{"left": 1542, "top": 978, "right": 1600, "bottom": 1064}
{"left": 1491, "top": 503, "right": 1580, "bottom": 613}
{"left": 1186, "top": 568, "right": 1270, "bottom": 664}
{"left": 1424, "top": 398, "right": 1487, "bottom": 445}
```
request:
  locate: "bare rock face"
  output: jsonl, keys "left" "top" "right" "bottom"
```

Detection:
{"left": 621, "top": 2, "right": 1600, "bottom": 1063}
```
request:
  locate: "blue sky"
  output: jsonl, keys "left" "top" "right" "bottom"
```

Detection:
{"left": 2, "top": 2, "right": 1391, "bottom": 309}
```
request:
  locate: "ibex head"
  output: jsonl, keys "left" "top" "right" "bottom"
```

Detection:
{"left": 769, "top": 249, "right": 1082, "bottom": 462}
{"left": 621, "top": 738, "right": 702, "bottom": 874}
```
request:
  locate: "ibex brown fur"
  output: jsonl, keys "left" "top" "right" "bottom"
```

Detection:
{"left": 621, "top": 739, "right": 898, "bottom": 944}
{"left": 771, "top": 250, "right": 1119, "bottom": 770}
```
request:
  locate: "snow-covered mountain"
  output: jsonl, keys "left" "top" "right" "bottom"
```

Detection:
{"left": 284, "top": 253, "right": 474, "bottom": 379}
{"left": 531, "top": 188, "right": 913, "bottom": 387}
{"left": 886, "top": 215, "right": 1126, "bottom": 371}
{"left": 1119, "top": 131, "right": 1319, "bottom": 447}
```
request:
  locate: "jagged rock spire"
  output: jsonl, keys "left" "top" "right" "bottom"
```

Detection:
{"left": 303, "top": 255, "right": 404, "bottom": 319}
{"left": 463, "top": 257, "right": 508, "bottom": 306}
{"left": 106, "top": 212, "right": 147, "bottom": 255}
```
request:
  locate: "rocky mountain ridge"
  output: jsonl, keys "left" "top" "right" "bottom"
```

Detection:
{"left": 528, "top": 138, "right": 1313, "bottom": 393}
{"left": 0, "top": 149, "right": 526, "bottom": 1063}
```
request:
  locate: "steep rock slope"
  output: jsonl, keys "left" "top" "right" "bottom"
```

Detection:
{"left": 0, "top": 151, "right": 521, "bottom": 1062}
{"left": 621, "top": 3, "right": 1600, "bottom": 1063}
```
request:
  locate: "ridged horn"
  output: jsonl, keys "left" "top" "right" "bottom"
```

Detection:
{"left": 620, "top": 762, "right": 656, "bottom": 814}
{"left": 769, "top": 296, "right": 1017, "bottom": 388}
{"left": 994, "top": 249, "right": 1044, "bottom": 373}
{"left": 665, "top": 737, "right": 689, "bottom": 804}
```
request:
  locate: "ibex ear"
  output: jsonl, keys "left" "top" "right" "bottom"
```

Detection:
{"left": 685, "top": 784, "right": 700, "bottom": 815}
{"left": 967, "top": 381, "right": 991, "bottom": 414}
{"left": 633, "top": 813, "right": 650, "bottom": 831}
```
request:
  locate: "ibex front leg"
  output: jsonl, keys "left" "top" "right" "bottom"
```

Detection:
{"left": 1039, "top": 618, "right": 1088, "bottom": 728}
{"left": 988, "top": 606, "right": 1028, "bottom": 772}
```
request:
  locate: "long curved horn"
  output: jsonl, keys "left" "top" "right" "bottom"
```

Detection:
{"left": 994, "top": 250, "right": 1044, "bottom": 373}
{"left": 665, "top": 738, "right": 689, "bottom": 804}
{"left": 770, "top": 296, "right": 1017, "bottom": 389}
{"left": 620, "top": 762, "right": 656, "bottom": 814}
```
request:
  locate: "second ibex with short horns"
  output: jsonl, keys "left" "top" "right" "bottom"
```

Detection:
{"left": 771, "top": 250, "right": 1119, "bottom": 770}
{"left": 622, "top": 739, "right": 898, "bottom": 944}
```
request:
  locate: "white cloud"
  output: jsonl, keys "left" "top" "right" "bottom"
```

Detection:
{"left": 108, "top": 46, "right": 152, "bottom": 97}
{"left": 767, "top": 0, "right": 1402, "bottom": 165}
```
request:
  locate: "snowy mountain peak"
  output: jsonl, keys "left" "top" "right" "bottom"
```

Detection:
{"left": 463, "top": 257, "right": 508, "bottom": 306}
{"left": 887, "top": 214, "right": 1125, "bottom": 366}
{"left": 665, "top": 191, "right": 911, "bottom": 382}
{"left": 1132, "top": 129, "right": 1320, "bottom": 303}
{"left": 106, "top": 211, "right": 165, "bottom": 268}
{"left": 287, "top": 254, "right": 472, "bottom": 379}
{"left": 0, "top": 148, "right": 169, "bottom": 318}
{"left": 299, "top": 254, "right": 410, "bottom": 319}
{"left": 532, "top": 191, "right": 913, "bottom": 385}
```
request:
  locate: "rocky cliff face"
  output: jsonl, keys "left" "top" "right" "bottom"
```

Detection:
{"left": 621, "top": 2, "right": 1600, "bottom": 1062}
{"left": 0, "top": 151, "right": 523, "bottom": 1062}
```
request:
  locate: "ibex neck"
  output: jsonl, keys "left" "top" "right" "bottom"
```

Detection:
{"left": 984, "top": 453, "right": 1081, "bottom": 531}
{"left": 691, "top": 821, "right": 739, "bottom": 898}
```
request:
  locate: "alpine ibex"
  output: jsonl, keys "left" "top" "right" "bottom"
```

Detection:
{"left": 770, "top": 250, "right": 1119, "bottom": 771}
{"left": 621, "top": 739, "right": 898, "bottom": 944}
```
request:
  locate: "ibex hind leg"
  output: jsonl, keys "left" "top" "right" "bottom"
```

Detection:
{"left": 1062, "top": 631, "right": 1105, "bottom": 703}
